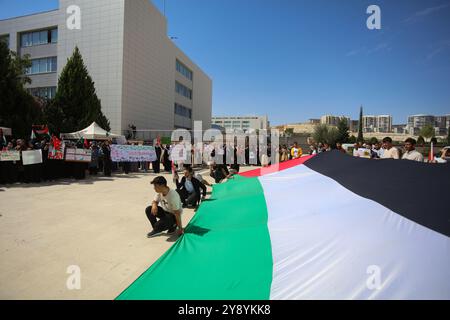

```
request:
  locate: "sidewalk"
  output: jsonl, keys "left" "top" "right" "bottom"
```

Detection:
{"left": 0, "top": 166, "right": 255, "bottom": 299}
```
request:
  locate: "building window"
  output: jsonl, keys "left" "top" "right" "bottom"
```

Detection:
{"left": 21, "top": 28, "right": 57, "bottom": 47}
{"left": 28, "top": 87, "right": 56, "bottom": 100}
{"left": 26, "top": 57, "right": 57, "bottom": 75}
{"left": 21, "top": 33, "right": 30, "bottom": 47}
{"left": 175, "top": 81, "right": 192, "bottom": 100}
{"left": 176, "top": 60, "right": 193, "bottom": 81}
{"left": 51, "top": 29, "right": 58, "bottom": 43}
{"left": 174, "top": 103, "right": 192, "bottom": 119}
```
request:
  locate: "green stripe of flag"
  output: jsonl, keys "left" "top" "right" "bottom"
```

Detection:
{"left": 116, "top": 175, "right": 273, "bottom": 300}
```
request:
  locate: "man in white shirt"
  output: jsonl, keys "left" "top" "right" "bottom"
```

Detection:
{"left": 145, "top": 176, "right": 183, "bottom": 238}
{"left": 381, "top": 137, "right": 400, "bottom": 159}
{"left": 402, "top": 138, "right": 424, "bottom": 162}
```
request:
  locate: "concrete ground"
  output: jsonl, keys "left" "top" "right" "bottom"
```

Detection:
{"left": 0, "top": 166, "right": 255, "bottom": 300}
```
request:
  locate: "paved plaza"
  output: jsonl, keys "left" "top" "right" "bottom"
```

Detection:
{"left": 0, "top": 167, "right": 253, "bottom": 299}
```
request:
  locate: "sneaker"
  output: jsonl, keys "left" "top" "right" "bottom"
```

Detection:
{"left": 147, "top": 230, "right": 163, "bottom": 238}
{"left": 167, "top": 225, "right": 177, "bottom": 234}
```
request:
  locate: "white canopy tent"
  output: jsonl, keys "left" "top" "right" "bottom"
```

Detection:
{"left": 60, "top": 122, "right": 125, "bottom": 141}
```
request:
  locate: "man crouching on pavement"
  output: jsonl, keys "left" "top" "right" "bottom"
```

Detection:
{"left": 145, "top": 176, "right": 184, "bottom": 238}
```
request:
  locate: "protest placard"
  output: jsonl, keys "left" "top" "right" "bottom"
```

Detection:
{"left": 169, "top": 144, "right": 188, "bottom": 162}
{"left": 22, "top": 149, "right": 43, "bottom": 165}
{"left": 65, "top": 148, "right": 92, "bottom": 162}
{"left": 353, "top": 148, "right": 372, "bottom": 159}
{"left": 0, "top": 150, "right": 21, "bottom": 161}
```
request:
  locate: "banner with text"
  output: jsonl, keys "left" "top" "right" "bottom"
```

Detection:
{"left": 65, "top": 148, "right": 92, "bottom": 163}
{"left": 0, "top": 150, "right": 21, "bottom": 162}
{"left": 111, "top": 145, "right": 157, "bottom": 162}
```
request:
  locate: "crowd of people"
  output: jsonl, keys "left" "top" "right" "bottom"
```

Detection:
{"left": 4, "top": 128, "right": 448, "bottom": 240}
{"left": 280, "top": 136, "right": 449, "bottom": 164}
{"left": 350, "top": 137, "right": 449, "bottom": 163}
{"left": 0, "top": 135, "right": 118, "bottom": 184}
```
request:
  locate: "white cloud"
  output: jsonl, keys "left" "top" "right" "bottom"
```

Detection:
{"left": 404, "top": 3, "right": 450, "bottom": 23}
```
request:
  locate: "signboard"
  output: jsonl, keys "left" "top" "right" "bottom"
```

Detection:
{"left": 0, "top": 150, "right": 21, "bottom": 161}
{"left": 170, "top": 144, "right": 188, "bottom": 162}
{"left": 0, "top": 127, "right": 12, "bottom": 136}
{"left": 22, "top": 149, "right": 43, "bottom": 165}
{"left": 111, "top": 145, "right": 157, "bottom": 162}
{"left": 65, "top": 148, "right": 92, "bottom": 162}
{"left": 48, "top": 142, "right": 65, "bottom": 160}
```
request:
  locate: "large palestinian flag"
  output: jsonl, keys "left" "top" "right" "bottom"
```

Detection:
{"left": 117, "top": 151, "right": 450, "bottom": 300}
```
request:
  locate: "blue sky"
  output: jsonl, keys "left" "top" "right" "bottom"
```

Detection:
{"left": 1, "top": 0, "right": 449, "bottom": 125}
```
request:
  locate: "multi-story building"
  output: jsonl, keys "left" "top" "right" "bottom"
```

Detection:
{"left": 407, "top": 115, "right": 434, "bottom": 135}
{"left": 435, "top": 116, "right": 447, "bottom": 128}
{"left": 392, "top": 124, "right": 407, "bottom": 134}
{"left": 0, "top": 0, "right": 212, "bottom": 137}
{"left": 212, "top": 116, "right": 269, "bottom": 133}
{"left": 362, "top": 115, "right": 392, "bottom": 133}
{"left": 362, "top": 115, "right": 377, "bottom": 133}
{"left": 350, "top": 120, "right": 359, "bottom": 132}
{"left": 320, "top": 115, "right": 351, "bottom": 127}
{"left": 376, "top": 115, "right": 393, "bottom": 133}
{"left": 308, "top": 119, "right": 321, "bottom": 125}
{"left": 406, "top": 114, "right": 450, "bottom": 136}
{"left": 272, "top": 123, "right": 315, "bottom": 135}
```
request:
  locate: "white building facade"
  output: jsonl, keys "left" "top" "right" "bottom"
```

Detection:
{"left": 212, "top": 116, "right": 270, "bottom": 133}
{"left": 0, "top": 0, "right": 212, "bottom": 138}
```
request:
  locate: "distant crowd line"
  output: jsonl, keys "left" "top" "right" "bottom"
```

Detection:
{"left": 279, "top": 137, "right": 449, "bottom": 164}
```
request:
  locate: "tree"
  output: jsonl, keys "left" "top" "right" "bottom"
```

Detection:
{"left": 0, "top": 41, "right": 43, "bottom": 138}
{"left": 313, "top": 124, "right": 329, "bottom": 144}
{"left": 348, "top": 135, "right": 357, "bottom": 144}
{"left": 417, "top": 136, "right": 425, "bottom": 145}
{"left": 357, "top": 105, "right": 364, "bottom": 143}
{"left": 45, "top": 46, "right": 110, "bottom": 134}
{"left": 447, "top": 129, "right": 450, "bottom": 146}
{"left": 326, "top": 127, "right": 340, "bottom": 147}
{"left": 419, "top": 124, "right": 435, "bottom": 143}
{"left": 313, "top": 124, "right": 339, "bottom": 146}
{"left": 336, "top": 118, "right": 350, "bottom": 143}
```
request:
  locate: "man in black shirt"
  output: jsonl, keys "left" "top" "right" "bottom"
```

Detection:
{"left": 174, "top": 166, "right": 206, "bottom": 208}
